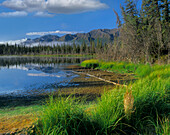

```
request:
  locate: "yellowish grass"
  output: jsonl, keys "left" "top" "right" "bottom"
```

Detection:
{"left": 124, "top": 88, "right": 134, "bottom": 119}
{"left": 0, "top": 114, "right": 37, "bottom": 134}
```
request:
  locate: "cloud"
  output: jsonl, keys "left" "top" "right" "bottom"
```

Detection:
{"left": 26, "top": 30, "right": 81, "bottom": 36}
{"left": 1, "top": 0, "right": 46, "bottom": 12}
{"left": 46, "top": 0, "right": 108, "bottom": 14}
{"left": 34, "top": 12, "right": 54, "bottom": 17}
{"left": 0, "top": 11, "right": 27, "bottom": 17}
{"left": 0, "top": 0, "right": 108, "bottom": 16}
{"left": 0, "top": 38, "right": 27, "bottom": 45}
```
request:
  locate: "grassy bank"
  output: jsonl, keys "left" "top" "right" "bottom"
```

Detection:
{"left": 81, "top": 59, "right": 170, "bottom": 77}
{"left": 35, "top": 60, "right": 169, "bottom": 134}
{"left": 0, "top": 59, "right": 169, "bottom": 134}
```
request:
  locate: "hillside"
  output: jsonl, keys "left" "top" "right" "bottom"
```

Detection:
{"left": 25, "top": 28, "right": 119, "bottom": 44}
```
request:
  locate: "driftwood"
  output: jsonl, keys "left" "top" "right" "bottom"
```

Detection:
{"left": 72, "top": 71, "right": 127, "bottom": 87}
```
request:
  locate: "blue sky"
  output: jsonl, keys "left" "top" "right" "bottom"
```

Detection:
{"left": 0, "top": 0, "right": 142, "bottom": 41}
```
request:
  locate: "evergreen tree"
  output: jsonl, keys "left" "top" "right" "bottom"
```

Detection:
{"left": 73, "top": 42, "right": 77, "bottom": 54}
{"left": 76, "top": 44, "right": 80, "bottom": 54}
{"left": 80, "top": 40, "right": 86, "bottom": 54}
{"left": 161, "top": 0, "right": 169, "bottom": 23}
{"left": 91, "top": 41, "right": 95, "bottom": 54}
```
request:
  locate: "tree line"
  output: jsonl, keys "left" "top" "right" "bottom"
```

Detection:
{"left": 0, "top": 38, "right": 108, "bottom": 55}
{"left": 0, "top": 0, "right": 169, "bottom": 63}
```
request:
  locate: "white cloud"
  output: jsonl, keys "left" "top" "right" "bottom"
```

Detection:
{"left": 46, "top": 0, "right": 108, "bottom": 14}
{"left": 0, "top": 0, "right": 108, "bottom": 16}
{"left": 0, "top": 38, "right": 27, "bottom": 45}
{"left": 1, "top": 0, "right": 46, "bottom": 12}
{"left": 26, "top": 30, "right": 81, "bottom": 36}
{"left": 34, "top": 11, "right": 54, "bottom": 17}
{"left": 0, "top": 11, "right": 27, "bottom": 17}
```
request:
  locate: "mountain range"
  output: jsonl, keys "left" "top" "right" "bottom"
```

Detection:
{"left": 25, "top": 28, "right": 119, "bottom": 45}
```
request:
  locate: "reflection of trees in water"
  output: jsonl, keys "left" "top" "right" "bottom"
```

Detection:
{"left": 0, "top": 57, "right": 88, "bottom": 67}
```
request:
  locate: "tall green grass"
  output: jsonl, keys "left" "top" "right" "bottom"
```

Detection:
{"left": 35, "top": 60, "right": 169, "bottom": 134}
{"left": 36, "top": 93, "right": 126, "bottom": 135}
{"left": 154, "top": 116, "right": 170, "bottom": 135}
{"left": 81, "top": 59, "right": 137, "bottom": 73}
{"left": 92, "top": 89, "right": 125, "bottom": 134}
{"left": 129, "top": 67, "right": 169, "bottom": 133}
{"left": 81, "top": 59, "right": 170, "bottom": 78}
{"left": 36, "top": 96, "right": 96, "bottom": 135}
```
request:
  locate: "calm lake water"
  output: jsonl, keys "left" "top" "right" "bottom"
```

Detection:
{"left": 0, "top": 56, "right": 87, "bottom": 97}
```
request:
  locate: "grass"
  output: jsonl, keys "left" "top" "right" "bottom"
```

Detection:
{"left": 154, "top": 116, "right": 170, "bottom": 135}
{"left": 36, "top": 96, "right": 96, "bottom": 135}
{"left": 0, "top": 105, "right": 42, "bottom": 134}
{"left": 1, "top": 59, "right": 169, "bottom": 134}
{"left": 0, "top": 105, "right": 42, "bottom": 118}
{"left": 35, "top": 93, "right": 126, "bottom": 135}
{"left": 128, "top": 68, "right": 169, "bottom": 134}
{"left": 92, "top": 89, "right": 125, "bottom": 134}
{"left": 81, "top": 59, "right": 170, "bottom": 77}
{"left": 34, "top": 60, "right": 169, "bottom": 134}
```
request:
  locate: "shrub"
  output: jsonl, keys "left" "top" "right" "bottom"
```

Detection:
{"left": 81, "top": 59, "right": 99, "bottom": 69}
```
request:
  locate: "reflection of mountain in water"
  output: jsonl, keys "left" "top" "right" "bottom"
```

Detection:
{"left": 25, "top": 65, "right": 61, "bottom": 74}
{"left": 0, "top": 57, "right": 82, "bottom": 96}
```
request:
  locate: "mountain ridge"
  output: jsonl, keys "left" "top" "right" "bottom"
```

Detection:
{"left": 25, "top": 28, "right": 119, "bottom": 44}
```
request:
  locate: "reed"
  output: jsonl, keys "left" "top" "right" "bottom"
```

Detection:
{"left": 123, "top": 88, "right": 134, "bottom": 119}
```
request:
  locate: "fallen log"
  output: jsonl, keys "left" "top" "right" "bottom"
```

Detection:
{"left": 72, "top": 71, "right": 127, "bottom": 87}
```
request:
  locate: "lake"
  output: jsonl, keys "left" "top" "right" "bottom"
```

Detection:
{"left": 0, "top": 56, "right": 88, "bottom": 97}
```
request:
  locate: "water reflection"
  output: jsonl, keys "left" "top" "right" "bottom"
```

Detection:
{"left": 0, "top": 56, "right": 87, "bottom": 69}
{"left": 27, "top": 73, "right": 62, "bottom": 77}
{"left": 0, "top": 56, "right": 87, "bottom": 96}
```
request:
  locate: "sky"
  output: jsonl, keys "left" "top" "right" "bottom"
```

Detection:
{"left": 0, "top": 0, "right": 142, "bottom": 42}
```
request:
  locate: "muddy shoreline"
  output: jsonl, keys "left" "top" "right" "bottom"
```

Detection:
{"left": 0, "top": 66, "right": 136, "bottom": 134}
{"left": 0, "top": 65, "right": 136, "bottom": 108}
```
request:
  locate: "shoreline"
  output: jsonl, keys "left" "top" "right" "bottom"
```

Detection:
{"left": 0, "top": 66, "right": 136, "bottom": 106}
{"left": 0, "top": 66, "right": 135, "bottom": 134}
